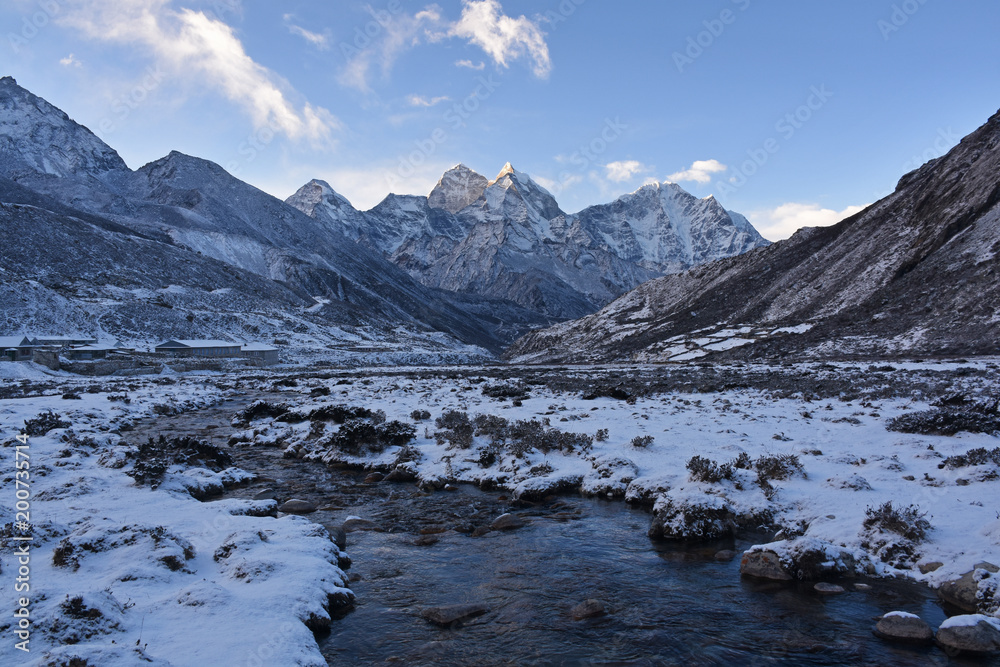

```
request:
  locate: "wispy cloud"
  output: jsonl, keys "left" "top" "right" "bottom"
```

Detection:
{"left": 748, "top": 202, "right": 868, "bottom": 241}
{"left": 340, "top": 0, "right": 551, "bottom": 93}
{"left": 449, "top": 0, "right": 551, "bottom": 78}
{"left": 284, "top": 15, "right": 330, "bottom": 50}
{"left": 666, "top": 159, "right": 727, "bottom": 184}
{"left": 59, "top": 53, "right": 82, "bottom": 67}
{"left": 605, "top": 160, "right": 650, "bottom": 183}
{"left": 60, "top": 0, "right": 338, "bottom": 143}
{"left": 407, "top": 94, "right": 450, "bottom": 107}
{"left": 338, "top": 6, "right": 444, "bottom": 93}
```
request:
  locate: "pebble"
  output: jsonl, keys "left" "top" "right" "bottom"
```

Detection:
{"left": 421, "top": 603, "right": 489, "bottom": 627}
{"left": 277, "top": 499, "right": 317, "bottom": 514}
{"left": 490, "top": 513, "right": 527, "bottom": 531}
{"left": 814, "top": 582, "right": 845, "bottom": 595}
{"left": 571, "top": 599, "right": 607, "bottom": 620}
{"left": 343, "top": 517, "right": 378, "bottom": 532}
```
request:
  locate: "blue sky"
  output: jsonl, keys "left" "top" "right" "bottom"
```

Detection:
{"left": 2, "top": 0, "right": 999, "bottom": 239}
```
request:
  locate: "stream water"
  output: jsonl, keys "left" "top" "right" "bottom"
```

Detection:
{"left": 134, "top": 392, "right": 999, "bottom": 667}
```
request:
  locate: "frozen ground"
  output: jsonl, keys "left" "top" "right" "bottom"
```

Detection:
{"left": 0, "top": 359, "right": 998, "bottom": 665}
{"left": 0, "top": 379, "right": 352, "bottom": 666}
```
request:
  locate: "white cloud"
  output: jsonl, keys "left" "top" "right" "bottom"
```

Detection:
{"left": 449, "top": 0, "right": 552, "bottom": 78}
{"left": 59, "top": 53, "right": 82, "bottom": 67}
{"left": 407, "top": 94, "right": 450, "bottom": 107}
{"left": 748, "top": 202, "right": 869, "bottom": 241}
{"left": 60, "top": 0, "right": 338, "bottom": 143}
{"left": 605, "top": 160, "right": 649, "bottom": 183}
{"left": 666, "top": 159, "right": 728, "bottom": 184}
{"left": 337, "top": 6, "right": 443, "bottom": 93}
{"left": 533, "top": 173, "right": 583, "bottom": 197}
{"left": 339, "top": 1, "right": 551, "bottom": 93}
{"left": 285, "top": 18, "right": 330, "bottom": 50}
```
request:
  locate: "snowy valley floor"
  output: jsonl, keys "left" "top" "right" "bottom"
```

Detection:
{"left": 1, "top": 359, "right": 999, "bottom": 665}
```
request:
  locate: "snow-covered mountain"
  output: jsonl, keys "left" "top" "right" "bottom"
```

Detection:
{"left": 573, "top": 182, "right": 765, "bottom": 274}
{"left": 0, "top": 77, "right": 126, "bottom": 179}
{"left": 0, "top": 76, "right": 768, "bottom": 357}
{"left": 508, "top": 107, "right": 1000, "bottom": 363}
{"left": 288, "top": 163, "right": 769, "bottom": 319}
{"left": 427, "top": 163, "right": 487, "bottom": 213}
{"left": 0, "top": 77, "right": 532, "bottom": 356}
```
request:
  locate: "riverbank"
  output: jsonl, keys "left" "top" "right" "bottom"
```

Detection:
{"left": 0, "top": 380, "right": 352, "bottom": 666}
{"left": 1, "top": 360, "right": 998, "bottom": 664}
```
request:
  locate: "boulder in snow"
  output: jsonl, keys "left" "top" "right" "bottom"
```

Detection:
{"left": 740, "top": 550, "right": 793, "bottom": 581}
{"left": 873, "top": 611, "right": 933, "bottom": 644}
{"left": 935, "top": 615, "right": 1000, "bottom": 654}
{"left": 939, "top": 562, "right": 999, "bottom": 613}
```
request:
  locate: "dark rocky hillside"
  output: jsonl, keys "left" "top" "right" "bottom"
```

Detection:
{"left": 508, "top": 108, "right": 1000, "bottom": 363}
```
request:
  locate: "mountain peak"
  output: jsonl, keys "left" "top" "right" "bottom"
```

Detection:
{"left": 496, "top": 162, "right": 516, "bottom": 180}
{"left": 428, "top": 163, "right": 488, "bottom": 213}
{"left": 286, "top": 178, "right": 356, "bottom": 223}
{"left": 0, "top": 77, "right": 128, "bottom": 179}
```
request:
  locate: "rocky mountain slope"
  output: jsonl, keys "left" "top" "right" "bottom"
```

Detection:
{"left": 0, "top": 76, "right": 769, "bottom": 358}
{"left": 508, "top": 108, "right": 1000, "bottom": 363}
{"left": 288, "top": 164, "right": 769, "bottom": 320}
{"left": 0, "top": 77, "right": 536, "bottom": 355}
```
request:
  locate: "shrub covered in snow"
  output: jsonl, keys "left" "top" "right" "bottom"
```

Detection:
{"left": 326, "top": 419, "right": 416, "bottom": 456}
{"left": 630, "top": 435, "right": 654, "bottom": 448}
{"left": 886, "top": 409, "right": 1000, "bottom": 436}
{"left": 648, "top": 496, "right": 737, "bottom": 540}
{"left": 860, "top": 502, "right": 931, "bottom": 569}
{"left": 754, "top": 454, "right": 804, "bottom": 483}
{"left": 230, "top": 400, "right": 292, "bottom": 427}
{"left": 685, "top": 451, "right": 795, "bottom": 492}
{"left": 687, "top": 455, "right": 729, "bottom": 483}
{"left": 435, "top": 410, "right": 474, "bottom": 449}
{"left": 124, "top": 435, "right": 235, "bottom": 489}
{"left": 481, "top": 381, "right": 530, "bottom": 401}
{"left": 444, "top": 413, "right": 593, "bottom": 461}
{"left": 308, "top": 404, "right": 384, "bottom": 424}
{"left": 940, "top": 447, "right": 1000, "bottom": 470}
{"left": 24, "top": 410, "right": 71, "bottom": 436}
